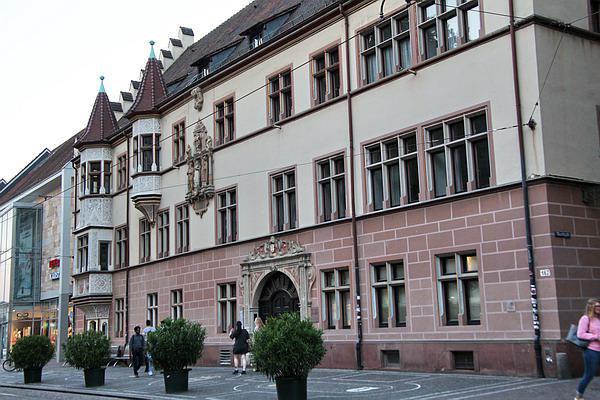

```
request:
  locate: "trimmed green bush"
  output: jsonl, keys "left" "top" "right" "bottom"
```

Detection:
{"left": 252, "top": 313, "right": 326, "bottom": 381}
{"left": 63, "top": 331, "right": 111, "bottom": 370}
{"left": 11, "top": 335, "right": 54, "bottom": 369}
{"left": 147, "top": 318, "right": 206, "bottom": 372}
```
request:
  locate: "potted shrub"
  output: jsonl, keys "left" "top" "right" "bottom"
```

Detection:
{"left": 63, "top": 331, "right": 111, "bottom": 387}
{"left": 147, "top": 318, "right": 206, "bottom": 393}
{"left": 252, "top": 313, "right": 326, "bottom": 400}
{"left": 10, "top": 335, "right": 54, "bottom": 384}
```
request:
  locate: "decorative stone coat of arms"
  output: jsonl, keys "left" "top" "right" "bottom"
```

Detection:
{"left": 186, "top": 87, "right": 214, "bottom": 216}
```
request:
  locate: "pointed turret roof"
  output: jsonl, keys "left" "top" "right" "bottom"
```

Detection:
{"left": 127, "top": 41, "right": 168, "bottom": 118}
{"left": 75, "top": 76, "right": 119, "bottom": 149}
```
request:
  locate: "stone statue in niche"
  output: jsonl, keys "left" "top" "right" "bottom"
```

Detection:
{"left": 185, "top": 120, "right": 214, "bottom": 216}
{"left": 191, "top": 87, "right": 204, "bottom": 111}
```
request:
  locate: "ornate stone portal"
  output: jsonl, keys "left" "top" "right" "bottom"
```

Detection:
{"left": 186, "top": 87, "right": 214, "bottom": 216}
{"left": 240, "top": 237, "right": 315, "bottom": 330}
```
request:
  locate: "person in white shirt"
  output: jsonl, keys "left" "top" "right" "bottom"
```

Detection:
{"left": 143, "top": 320, "right": 156, "bottom": 376}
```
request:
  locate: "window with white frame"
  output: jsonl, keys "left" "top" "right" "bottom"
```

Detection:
{"left": 365, "top": 131, "right": 420, "bottom": 211}
{"left": 217, "top": 188, "right": 237, "bottom": 244}
{"left": 418, "top": 0, "right": 481, "bottom": 61}
{"left": 86, "top": 318, "right": 109, "bottom": 336}
{"left": 271, "top": 170, "right": 297, "bottom": 232}
{"left": 322, "top": 268, "right": 351, "bottom": 330}
{"left": 171, "top": 289, "right": 183, "bottom": 320}
{"left": 426, "top": 111, "right": 490, "bottom": 198}
{"left": 139, "top": 218, "right": 151, "bottom": 263}
{"left": 114, "top": 298, "right": 124, "bottom": 338}
{"left": 147, "top": 293, "right": 158, "bottom": 327}
{"left": 217, "top": 283, "right": 236, "bottom": 333}
{"left": 360, "top": 10, "right": 413, "bottom": 85}
{"left": 436, "top": 253, "right": 480, "bottom": 325}
{"left": 157, "top": 210, "right": 169, "bottom": 259}
{"left": 371, "top": 261, "right": 406, "bottom": 328}
{"left": 316, "top": 155, "right": 346, "bottom": 222}
{"left": 77, "top": 235, "right": 88, "bottom": 273}
{"left": 312, "top": 46, "right": 341, "bottom": 105}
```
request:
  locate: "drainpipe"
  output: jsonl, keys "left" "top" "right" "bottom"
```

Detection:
{"left": 508, "top": 0, "right": 544, "bottom": 378}
{"left": 339, "top": 1, "right": 363, "bottom": 370}
{"left": 125, "top": 136, "right": 131, "bottom": 347}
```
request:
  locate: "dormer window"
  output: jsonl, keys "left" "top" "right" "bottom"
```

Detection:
{"left": 250, "top": 31, "right": 263, "bottom": 49}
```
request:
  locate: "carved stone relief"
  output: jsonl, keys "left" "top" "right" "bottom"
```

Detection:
{"left": 132, "top": 175, "right": 161, "bottom": 196}
{"left": 132, "top": 118, "right": 161, "bottom": 136}
{"left": 246, "top": 236, "right": 305, "bottom": 261}
{"left": 191, "top": 87, "right": 204, "bottom": 112}
{"left": 89, "top": 273, "right": 112, "bottom": 294}
{"left": 185, "top": 121, "right": 214, "bottom": 216}
{"left": 78, "top": 198, "right": 112, "bottom": 229}
{"left": 80, "top": 147, "right": 113, "bottom": 164}
{"left": 79, "top": 304, "right": 110, "bottom": 319}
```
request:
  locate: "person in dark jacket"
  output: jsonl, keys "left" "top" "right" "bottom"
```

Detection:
{"left": 129, "top": 325, "right": 145, "bottom": 377}
{"left": 229, "top": 321, "right": 250, "bottom": 375}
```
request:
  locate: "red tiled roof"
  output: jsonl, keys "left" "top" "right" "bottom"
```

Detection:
{"left": 75, "top": 90, "right": 119, "bottom": 148}
{"left": 127, "top": 56, "right": 168, "bottom": 117}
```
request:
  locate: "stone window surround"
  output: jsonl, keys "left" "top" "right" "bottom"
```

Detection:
{"left": 213, "top": 94, "right": 236, "bottom": 146}
{"left": 170, "top": 289, "right": 183, "bottom": 320}
{"left": 215, "top": 185, "right": 238, "bottom": 245}
{"left": 156, "top": 208, "right": 170, "bottom": 259}
{"left": 314, "top": 150, "right": 348, "bottom": 223}
{"left": 266, "top": 64, "right": 294, "bottom": 125}
{"left": 269, "top": 166, "right": 298, "bottom": 233}
{"left": 369, "top": 259, "right": 407, "bottom": 329}
{"left": 113, "top": 224, "right": 128, "bottom": 269}
{"left": 139, "top": 218, "right": 151, "bottom": 263}
{"left": 309, "top": 40, "right": 342, "bottom": 106}
{"left": 320, "top": 266, "right": 352, "bottom": 330}
{"left": 216, "top": 281, "right": 237, "bottom": 334}
{"left": 172, "top": 118, "right": 186, "bottom": 166}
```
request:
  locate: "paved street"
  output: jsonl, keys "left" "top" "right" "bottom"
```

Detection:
{"left": 0, "top": 362, "right": 598, "bottom": 399}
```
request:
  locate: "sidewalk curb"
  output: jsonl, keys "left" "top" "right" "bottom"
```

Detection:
{"left": 0, "top": 383, "right": 155, "bottom": 399}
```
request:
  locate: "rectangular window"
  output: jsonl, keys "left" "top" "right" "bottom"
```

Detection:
{"left": 117, "top": 154, "right": 128, "bottom": 190}
{"left": 104, "top": 161, "right": 111, "bottom": 194}
{"left": 115, "top": 226, "right": 128, "bottom": 268}
{"left": 437, "top": 253, "right": 480, "bottom": 325}
{"left": 80, "top": 164, "right": 87, "bottom": 194}
{"left": 77, "top": 235, "right": 88, "bottom": 273}
{"left": 217, "top": 188, "right": 237, "bottom": 244}
{"left": 371, "top": 261, "right": 406, "bottom": 328}
{"left": 139, "top": 218, "right": 151, "bottom": 263}
{"left": 592, "top": 0, "right": 600, "bottom": 33}
{"left": 268, "top": 69, "right": 293, "bottom": 123}
{"left": 426, "top": 111, "right": 490, "bottom": 198}
{"left": 172, "top": 120, "right": 186, "bottom": 164}
{"left": 366, "top": 131, "right": 420, "bottom": 210}
{"left": 147, "top": 293, "right": 158, "bottom": 328}
{"left": 114, "top": 298, "right": 124, "bottom": 338}
{"left": 175, "top": 204, "right": 190, "bottom": 253}
{"left": 321, "top": 268, "right": 351, "bottom": 329}
{"left": 98, "top": 241, "right": 110, "bottom": 271}
{"left": 312, "top": 46, "right": 341, "bottom": 105}
{"left": 141, "top": 135, "right": 154, "bottom": 172}
{"left": 217, "top": 283, "right": 237, "bottom": 333}
{"left": 271, "top": 170, "right": 296, "bottom": 232}
{"left": 88, "top": 161, "right": 101, "bottom": 195}
{"left": 171, "top": 289, "right": 183, "bottom": 320}
{"left": 215, "top": 98, "right": 235, "bottom": 145}
{"left": 157, "top": 210, "right": 169, "bottom": 259}
{"left": 316, "top": 155, "right": 346, "bottom": 222}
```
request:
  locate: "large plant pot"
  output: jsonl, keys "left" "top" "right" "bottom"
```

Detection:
{"left": 23, "top": 367, "right": 42, "bottom": 384}
{"left": 275, "top": 376, "right": 307, "bottom": 400}
{"left": 84, "top": 368, "right": 106, "bottom": 387}
{"left": 163, "top": 369, "right": 189, "bottom": 393}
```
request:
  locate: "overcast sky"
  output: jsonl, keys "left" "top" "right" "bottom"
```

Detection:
{"left": 0, "top": 0, "right": 252, "bottom": 183}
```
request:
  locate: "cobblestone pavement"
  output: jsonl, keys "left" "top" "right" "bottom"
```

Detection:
{"left": 0, "top": 362, "right": 598, "bottom": 399}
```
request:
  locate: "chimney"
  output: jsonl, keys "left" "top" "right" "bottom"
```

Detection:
{"left": 130, "top": 80, "right": 140, "bottom": 98}
{"left": 119, "top": 91, "right": 134, "bottom": 113}
{"left": 160, "top": 49, "right": 174, "bottom": 69}
{"left": 168, "top": 38, "right": 184, "bottom": 60}
{"left": 110, "top": 101, "right": 124, "bottom": 121}
{"left": 178, "top": 26, "right": 194, "bottom": 49}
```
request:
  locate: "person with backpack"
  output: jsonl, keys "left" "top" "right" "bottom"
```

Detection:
{"left": 229, "top": 321, "right": 250, "bottom": 375}
{"left": 574, "top": 298, "right": 600, "bottom": 400}
{"left": 129, "top": 325, "right": 145, "bottom": 378}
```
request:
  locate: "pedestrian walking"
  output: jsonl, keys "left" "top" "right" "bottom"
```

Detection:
{"left": 229, "top": 320, "right": 250, "bottom": 375}
{"left": 143, "top": 319, "right": 156, "bottom": 376}
{"left": 129, "top": 326, "right": 145, "bottom": 378}
{"left": 252, "top": 317, "right": 265, "bottom": 371}
{"left": 574, "top": 298, "right": 600, "bottom": 400}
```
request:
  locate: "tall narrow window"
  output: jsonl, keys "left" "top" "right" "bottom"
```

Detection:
{"left": 371, "top": 261, "right": 406, "bottom": 328}
{"left": 395, "top": 11, "right": 412, "bottom": 70}
{"left": 115, "top": 226, "right": 128, "bottom": 268}
{"left": 104, "top": 161, "right": 111, "bottom": 194}
{"left": 98, "top": 241, "right": 110, "bottom": 271}
{"left": 141, "top": 135, "right": 154, "bottom": 172}
{"left": 316, "top": 155, "right": 346, "bottom": 222}
{"left": 217, "top": 283, "right": 237, "bottom": 333}
{"left": 268, "top": 69, "right": 293, "bottom": 123}
{"left": 217, "top": 188, "right": 237, "bottom": 244}
{"left": 215, "top": 98, "right": 235, "bottom": 145}
{"left": 321, "top": 268, "right": 351, "bottom": 330}
{"left": 437, "top": 253, "right": 480, "bottom": 325}
{"left": 139, "top": 218, "right": 151, "bottom": 263}
{"left": 157, "top": 210, "right": 169, "bottom": 259}
{"left": 171, "top": 289, "right": 183, "bottom": 320}
{"left": 366, "top": 144, "right": 384, "bottom": 210}
{"left": 147, "top": 293, "right": 158, "bottom": 327}
{"left": 80, "top": 164, "right": 87, "bottom": 194}
{"left": 77, "top": 235, "right": 89, "bottom": 273}
{"left": 271, "top": 170, "right": 296, "bottom": 232}
{"left": 419, "top": 1, "right": 439, "bottom": 60}
{"left": 88, "top": 162, "right": 101, "bottom": 194}
{"left": 402, "top": 134, "right": 420, "bottom": 203}
{"left": 172, "top": 120, "right": 186, "bottom": 164}
{"left": 175, "top": 204, "right": 190, "bottom": 253}
{"left": 114, "top": 298, "right": 124, "bottom": 338}
{"left": 312, "top": 46, "right": 341, "bottom": 105}
{"left": 361, "top": 28, "right": 377, "bottom": 84}
{"left": 117, "top": 154, "right": 128, "bottom": 190}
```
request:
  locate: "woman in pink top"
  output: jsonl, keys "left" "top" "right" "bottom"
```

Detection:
{"left": 575, "top": 298, "right": 600, "bottom": 400}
